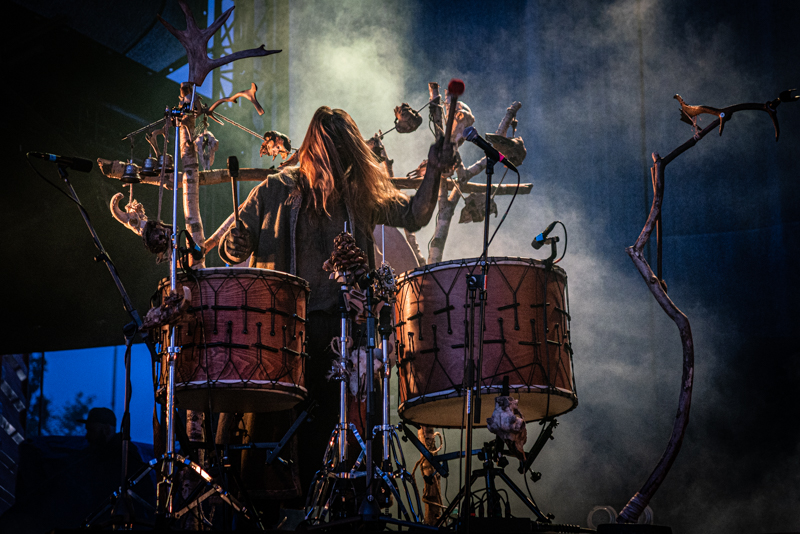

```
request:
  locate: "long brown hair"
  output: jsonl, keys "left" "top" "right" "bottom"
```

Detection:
{"left": 295, "top": 106, "right": 400, "bottom": 227}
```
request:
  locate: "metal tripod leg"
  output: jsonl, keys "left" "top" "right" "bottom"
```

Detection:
{"left": 304, "top": 421, "right": 368, "bottom": 523}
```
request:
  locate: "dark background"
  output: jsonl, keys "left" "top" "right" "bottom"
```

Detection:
{"left": 4, "top": 1, "right": 798, "bottom": 532}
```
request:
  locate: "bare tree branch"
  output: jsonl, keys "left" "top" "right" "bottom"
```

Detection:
{"left": 618, "top": 89, "right": 797, "bottom": 524}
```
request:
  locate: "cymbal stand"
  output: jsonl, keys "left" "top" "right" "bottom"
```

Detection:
{"left": 304, "top": 272, "right": 369, "bottom": 524}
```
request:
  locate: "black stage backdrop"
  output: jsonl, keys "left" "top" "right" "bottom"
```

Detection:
{"left": 3, "top": 1, "right": 798, "bottom": 533}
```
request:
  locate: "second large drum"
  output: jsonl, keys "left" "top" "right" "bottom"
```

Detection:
{"left": 394, "top": 257, "right": 577, "bottom": 427}
{"left": 158, "top": 267, "right": 309, "bottom": 413}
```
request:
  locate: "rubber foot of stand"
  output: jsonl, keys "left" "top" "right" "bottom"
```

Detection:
{"left": 597, "top": 524, "right": 673, "bottom": 534}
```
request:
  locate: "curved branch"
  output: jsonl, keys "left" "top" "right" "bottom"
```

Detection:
{"left": 620, "top": 152, "right": 693, "bottom": 523}
{"left": 672, "top": 89, "right": 796, "bottom": 145}
{"left": 619, "top": 89, "right": 797, "bottom": 523}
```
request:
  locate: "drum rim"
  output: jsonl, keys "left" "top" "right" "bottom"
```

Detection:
{"left": 396, "top": 256, "right": 567, "bottom": 282}
{"left": 173, "top": 380, "right": 308, "bottom": 393}
{"left": 399, "top": 385, "right": 578, "bottom": 426}
{"left": 161, "top": 266, "right": 310, "bottom": 289}
{"left": 401, "top": 384, "right": 576, "bottom": 409}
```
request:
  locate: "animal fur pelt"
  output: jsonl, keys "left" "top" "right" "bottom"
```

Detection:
{"left": 486, "top": 395, "right": 527, "bottom": 460}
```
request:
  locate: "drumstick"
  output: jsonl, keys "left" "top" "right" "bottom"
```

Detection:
{"left": 227, "top": 156, "right": 241, "bottom": 229}
{"left": 443, "top": 78, "right": 465, "bottom": 146}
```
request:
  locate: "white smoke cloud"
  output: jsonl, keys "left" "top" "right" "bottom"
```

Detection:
{"left": 283, "top": 1, "right": 799, "bottom": 531}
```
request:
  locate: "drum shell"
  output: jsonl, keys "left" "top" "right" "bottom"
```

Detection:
{"left": 394, "top": 257, "right": 576, "bottom": 427}
{"left": 157, "top": 267, "right": 309, "bottom": 413}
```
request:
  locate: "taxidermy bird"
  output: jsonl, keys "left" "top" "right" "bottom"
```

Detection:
{"left": 675, "top": 94, "right": 726, "bottom": 136}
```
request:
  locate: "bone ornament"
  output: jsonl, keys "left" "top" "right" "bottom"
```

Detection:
{"left": 486, "top": 395, "right": 528, "bottom": 461}
{"left": 110, "top": 193, "right": 147, "bottom": 235}
{"left": 459, "top": 192, "right": 498, "bottom": 224}
{"left": 141, "top": 285, "right": 192, "bottom": 330}
{"left": 328, "top": 338, "right": 394, "bottom": 401}
{"left": 485, "top": 133, "right": 526, "bottom": 167}
{"left": 450, "top": 101, "right": 475, "bottom": 146}
{"left": 142, "top": 220, "right": 173, "bottom": 264}
{"left": 194, "top": 131, "right": 219, "bottom": 170}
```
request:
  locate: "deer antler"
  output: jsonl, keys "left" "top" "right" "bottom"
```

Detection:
{"left": 207, "top": 82, "right": 265, "bottom": 116}
{"left": 158, "top": 0, "right": 281, "bottom": 87}
{"left": 674, "top": 89, "right": 798, "bottom": 140}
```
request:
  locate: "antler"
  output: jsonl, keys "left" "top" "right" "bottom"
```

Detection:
{"left": 207, "top": 82, "right": 265, "bottom": 116}
{"left": 675, "top": 89, "right": 798, "bottom": 140}
{"left": 158, "top": 0, "right": 281, "bottom": 86}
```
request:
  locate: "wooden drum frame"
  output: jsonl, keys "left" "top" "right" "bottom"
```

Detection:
{"left": 394, "top": 257, "right": 577, "bottom": 428}
{"left": 157, "top": 267, "right": 309, "bottom": 413}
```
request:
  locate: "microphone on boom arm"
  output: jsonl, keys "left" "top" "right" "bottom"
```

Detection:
{"left": 462, "top": 127, "right": 518, "bottom": 173}
{"left": 27, "top": 152, "right": 93, "bottom": 173}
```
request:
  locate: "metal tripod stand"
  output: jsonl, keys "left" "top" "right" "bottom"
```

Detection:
{"left": 304, "top": 250, "right": 424, "bottom": 528}
{"left": 304, "top": 275, "right": 369, "bottom": 523}
{"left": 151, "top": 85, "right": 251, "bottom": 527}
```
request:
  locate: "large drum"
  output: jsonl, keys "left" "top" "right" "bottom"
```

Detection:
{"left": 157, "top": 267, "right": 309, "bottom": 413}
{"left": 394, "top": 257, "right": 577, "bottom": 427}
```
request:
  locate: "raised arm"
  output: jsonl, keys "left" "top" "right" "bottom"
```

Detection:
{"left": 383, "top": 139, "right": 455, "bottom": 231}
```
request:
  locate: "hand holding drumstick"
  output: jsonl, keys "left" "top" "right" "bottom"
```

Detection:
{"left": 225, "top": 156, "right": 252, "bottom": 263}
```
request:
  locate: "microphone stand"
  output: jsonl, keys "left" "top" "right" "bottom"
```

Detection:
{"left": 52, "top": 164, "right": 161, "bottom": 528}
{"left": 446, "top": 156, "right": 557, "bottom": 530}
{"left": 460, "top": 156, "right": 496, "bottom": 529}
{"left": 359, "top": 281, "right": 381, "bottom": 519}
{"left": 54, "top": 165, "right": 158, "bottom": 363}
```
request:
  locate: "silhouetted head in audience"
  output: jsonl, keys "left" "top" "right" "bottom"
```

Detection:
{"left": 78, "top": 407, "right": 116, "bottom": 447}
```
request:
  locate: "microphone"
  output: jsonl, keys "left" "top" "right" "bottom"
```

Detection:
{"left": 27, "top": 152, "right": 93, "bottom": 173}
{"left": 463, "top": 127, "right": 518, "bottom": 172}
{"left": 183, "top": 232, "right": 204, "bottom": 261}
{"left": 531, "top": 221, "right": 558, "bottom": 250}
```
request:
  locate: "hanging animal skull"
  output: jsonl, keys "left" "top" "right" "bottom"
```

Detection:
{"left": 193, "top": 131, "right": 219, "bottom": 170}
{"left": 142, "top": 220, "right": 172, "bottom": 263}
{"left": 485, "top": 133, "right": 527, "bottom": 167}
{"left": 141, "top": 286, "right": 192, "bottom": 330}
{"left": 110, "top": 193, "right": 147, "bottom": 235}
{"left": 459, "top": 192, "right": 498, "bottom": 224}
{"left": 450, "top": 101, "right": 475, "bottom": 146}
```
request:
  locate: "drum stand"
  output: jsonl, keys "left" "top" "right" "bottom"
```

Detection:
{"left": 304, "top": 279, "right": 369, "bottom": 523}
{"left": 145, "top": 86, "right": 251, "bottom": 527}
{"left": 304, "top": 272, "right": 426, "bottom": 530}
{"left": 361, "top": 289, "right": 423, "bottom": 525}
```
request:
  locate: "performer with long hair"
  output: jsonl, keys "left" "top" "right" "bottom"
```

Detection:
{"left": 218, "top": 106, "right": 453, "bottom": 515}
